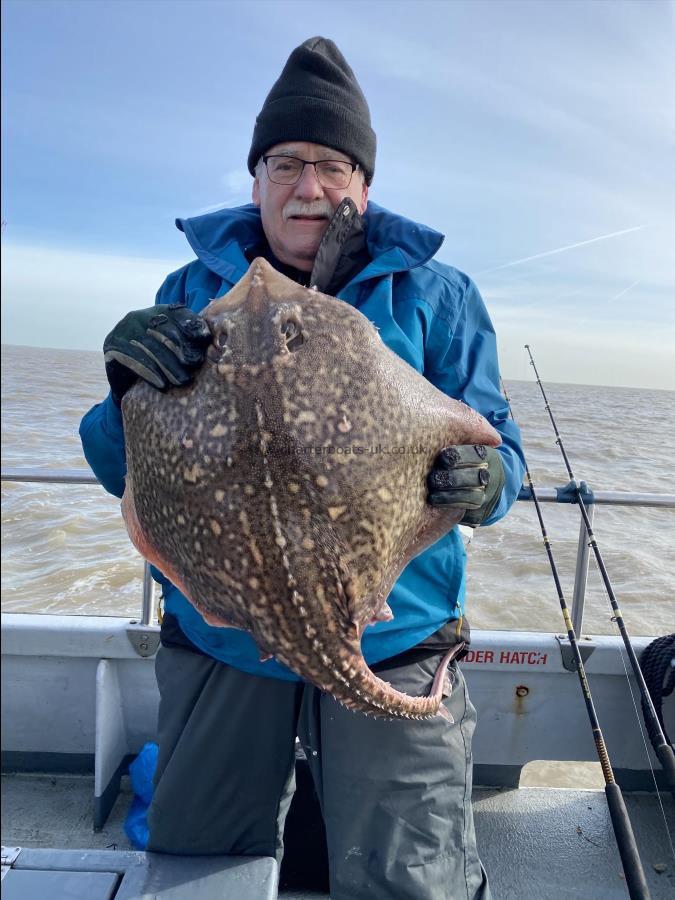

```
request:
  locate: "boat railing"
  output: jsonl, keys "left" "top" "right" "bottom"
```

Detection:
{"left": 2, "top": 466, "right": 674, "bottom": 634}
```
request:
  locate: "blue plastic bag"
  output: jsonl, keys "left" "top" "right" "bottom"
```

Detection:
{"left": 124, "top": 741, "right": 158, "bottom": 849}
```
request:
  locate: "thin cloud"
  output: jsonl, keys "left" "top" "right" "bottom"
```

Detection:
{"left": 220, "top": 167, "right": 252, "bottom": 194}
{"left": 476, "top": 226, "right": 647, "bottom": 276}
{"left": 189, "top": 168, "right": 253, "bottom": 215}
{"left": 191, "top": 199, "right": 239, "bottom": 216}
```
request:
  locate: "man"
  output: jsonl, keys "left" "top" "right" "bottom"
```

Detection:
{"left": 81, "top": 36, "right": 525, "bottom": 900}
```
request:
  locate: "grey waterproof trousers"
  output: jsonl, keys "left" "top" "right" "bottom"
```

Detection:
{"left": 147, "top": 644, "right": 490, "bottom": 900}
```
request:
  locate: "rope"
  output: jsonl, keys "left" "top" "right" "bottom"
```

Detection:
{"left": 640, "top": 633, "right": 675, "bottom": 749}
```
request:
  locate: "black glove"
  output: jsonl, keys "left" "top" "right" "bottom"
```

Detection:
{"left": 427, "top": 445, "right": 505, "bottom": 528}
{"left": 103, "top": 303, "right": 212, "bottom": 405}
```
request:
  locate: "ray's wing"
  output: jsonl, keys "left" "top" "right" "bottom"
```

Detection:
{"left": 122, "top": 370, "right": 256, "bottom": 629}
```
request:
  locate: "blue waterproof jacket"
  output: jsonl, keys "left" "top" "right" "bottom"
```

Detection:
{"left": 80, "top": 202, "right": 525, "bottom": 680}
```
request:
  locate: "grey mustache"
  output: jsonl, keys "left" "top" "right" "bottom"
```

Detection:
{"left": 282, "top": 200, "right": 334, "bottom": 222}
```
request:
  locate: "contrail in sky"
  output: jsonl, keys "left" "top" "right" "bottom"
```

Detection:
{"left": 476, "top": 225, "right": 646, "bottom": 275}
{"left": 608, "top": 280, "right": 640, "bottom": 304}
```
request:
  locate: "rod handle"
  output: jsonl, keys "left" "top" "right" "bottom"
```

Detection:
{"left": 605, "top": 783, "right": 651, "bottom": 899}
{"left": 655, "top": 742, "right": 675, "bottom": 800}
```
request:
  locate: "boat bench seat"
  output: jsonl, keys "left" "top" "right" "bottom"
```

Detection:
{"left": 0, "top": 847, "right": 278, "bottom": 900}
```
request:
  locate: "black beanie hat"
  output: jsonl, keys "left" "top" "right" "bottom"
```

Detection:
{"left": 248, "top": 36, "right": 376, "bottom": 184}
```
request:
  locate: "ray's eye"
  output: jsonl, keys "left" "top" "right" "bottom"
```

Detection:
{"left": 282, "top": 318, "right": 305, "bottom": 352}
{"left": 215, "top": 327, "right": 229, "bottom": 349}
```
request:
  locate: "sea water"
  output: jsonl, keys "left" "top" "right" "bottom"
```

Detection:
{"left": 2, "top": 344, "right": 673, "bottom": 638}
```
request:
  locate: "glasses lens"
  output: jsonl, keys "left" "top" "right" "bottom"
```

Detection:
{"left": 315, "top": 161, "right": 352, "bottom": 189}
{"left": 267, "top": 157, "right": 304, "bottom": 184}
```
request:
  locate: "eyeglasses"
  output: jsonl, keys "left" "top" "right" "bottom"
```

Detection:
{"left": 262, "top": 155, "right": 359, "bottom": 190}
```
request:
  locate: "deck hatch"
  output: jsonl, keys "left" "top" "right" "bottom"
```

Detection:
{"left": 0, "top": 848, "right": 279, "bottom": 899}
{"left": 2, "top": 868, "right": 119, "bottom": 900}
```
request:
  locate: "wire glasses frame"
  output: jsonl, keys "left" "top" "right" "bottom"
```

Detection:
{"left": 262, "top": 155, "right": 359, "bottom": 190}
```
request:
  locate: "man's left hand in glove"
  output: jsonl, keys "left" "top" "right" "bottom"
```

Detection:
{"left": 426, "top": 445, "right": 505, "bottom": 527}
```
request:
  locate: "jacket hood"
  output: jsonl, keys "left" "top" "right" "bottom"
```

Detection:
{"left": 176, "top": 202, "right": 444, "bottom": 285}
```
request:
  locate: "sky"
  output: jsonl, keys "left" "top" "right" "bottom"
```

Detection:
{"left": 2, "top": 0, "right": 674, "bottom": 389}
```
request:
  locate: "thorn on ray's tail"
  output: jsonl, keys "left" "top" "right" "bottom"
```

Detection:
{"left": 432, "top": 643, "right": 465, "bottom": 722}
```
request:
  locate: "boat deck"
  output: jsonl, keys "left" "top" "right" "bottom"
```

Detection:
{"left": 2, "top": 772, "right": 673, "bottom": 899}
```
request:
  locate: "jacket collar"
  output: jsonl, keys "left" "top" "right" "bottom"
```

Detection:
{"left": 176, "top": 202, "right": 444, "bottom": 286}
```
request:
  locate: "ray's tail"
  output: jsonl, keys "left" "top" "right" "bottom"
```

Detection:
{"left": 278, "top": 643, "right": 464, "bottom": 721}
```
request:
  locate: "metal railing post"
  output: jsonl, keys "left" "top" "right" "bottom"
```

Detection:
{"left": 571, "top": 502, "right": 595, "bottom": 637}
{"left": 141, "top": 563, "right": 155, "bottom": 626}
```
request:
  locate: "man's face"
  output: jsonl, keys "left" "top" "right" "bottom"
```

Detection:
{"left": 252, "top": 141, "right": 369, "bottom": 272}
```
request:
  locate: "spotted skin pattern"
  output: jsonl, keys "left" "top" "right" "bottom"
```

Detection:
{"left": 121, "top": 259, "right": 500, "bottom": 720}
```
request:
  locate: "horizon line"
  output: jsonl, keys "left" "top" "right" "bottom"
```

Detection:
{"left": 1, "top": 342, "right": 672, "bottom": 393}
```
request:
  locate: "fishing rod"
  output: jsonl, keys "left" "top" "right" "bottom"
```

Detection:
{"left": 501, "top": 380, "right": 652, "bottom": 900}
{"left": 524, "top": 344, "right": 675, "bottom": 798}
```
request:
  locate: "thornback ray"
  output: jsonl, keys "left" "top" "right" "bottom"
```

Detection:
{"left": 121, "top": 258, "right": 500, "bottom": 720}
